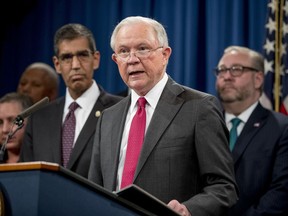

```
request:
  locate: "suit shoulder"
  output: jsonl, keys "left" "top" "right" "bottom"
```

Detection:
{"left": 178, "top": 85, "right": 220, "bottom": 106}
{"left": 166, "top": 77, "right": 215, "bottom": 100}
{"left": 101, "top": 96, "right": 128, "bottom": 114}
{"left": 182, "top": 85, "right": 214, "bottom": 98}
{"left": 164, "top": 78, "right": 220, "bottom": 107}
{"left": 99, "top": 91, "right": 124, "bottom": 108}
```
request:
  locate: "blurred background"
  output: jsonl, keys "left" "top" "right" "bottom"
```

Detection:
{"left": 0, "top": 0, "right": 269, "bottom": 97}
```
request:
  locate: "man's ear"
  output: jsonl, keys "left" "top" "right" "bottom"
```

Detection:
{"left": 112, "top": 53, "right": 118, "bottom": 63}
{"left": 93, "top": 51, "right": 101, "bottom": 70}
{"left": 52, "top": 56, "right": 62, "bottom": 75}
{"left": 162, "top": 47, "right": 172, "bottom": 65}
{"left": 255, "top": 71, "right": 264, "bottom": 89}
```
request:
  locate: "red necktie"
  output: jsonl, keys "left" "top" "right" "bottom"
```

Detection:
{"left": 61, "top": 102, "right": 79, "bottom": 168}
{"left": 121, "top": 97, "right": 147, "bottom": 189}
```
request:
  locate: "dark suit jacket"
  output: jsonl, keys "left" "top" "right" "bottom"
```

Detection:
{"left": 227, "top": 103, "right": 288, "bottom": 216}
{"left": 20, "top": 88, "right": 123, "bottom": 178}
{"left": 88, "top": 77, "right": 238, "bottom": 216}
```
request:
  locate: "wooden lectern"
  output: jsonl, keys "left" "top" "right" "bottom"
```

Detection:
{"left": 0, "top": 162, "right": 151, "bottom": 216}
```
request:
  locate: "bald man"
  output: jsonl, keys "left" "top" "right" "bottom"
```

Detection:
{"left": 17, "top": 62, "right": 60, "bottom": 103}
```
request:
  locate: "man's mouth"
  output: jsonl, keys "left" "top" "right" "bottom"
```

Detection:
{"left": 128, "top": 71, "right": 144, "bottom": 76}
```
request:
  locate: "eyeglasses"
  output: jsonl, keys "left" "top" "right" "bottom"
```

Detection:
{"left": 58, "top": 50, "right": 94, "bottom": 65}
{"left": 115, "top": 46, "right": 163, "bottom": 62}
{"left": 214, "top": 65, "right": 258, "bottom": 77}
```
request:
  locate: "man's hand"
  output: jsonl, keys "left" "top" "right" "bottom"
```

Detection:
{"left": 168, "top": 199, "right": 191, "bottom": 216}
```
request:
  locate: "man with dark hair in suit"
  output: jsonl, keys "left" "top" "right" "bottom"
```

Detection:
{"left": 20, "top": 23, "right": 123, "bottom": 178}
{"left": 215, "top": 45, "right": 288, "bottom": 216}
{"left": 88, "top": 16, "right": 238, "bottom": 216}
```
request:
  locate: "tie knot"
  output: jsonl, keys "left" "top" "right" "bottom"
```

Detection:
{"left": 138, "top": 97, "right": 147, "bottom": 109}
{"left": 69, "top": 102, "right": 79, "bottom": 112}
{"left": 231, "top": 118, "right": 241, "bottom": 127}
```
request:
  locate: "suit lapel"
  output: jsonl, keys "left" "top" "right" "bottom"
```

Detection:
{"left": 111, "top": 98, "right": 131, "bottom": 187}
{"left": 67, "top": 96, "right": 103, "bottom": 168}
{"left": 50, "top": 99, "right": 65, "bottom": 163}
{"left": 232, "top": 104, "right": 269, "bottom": 164}
{"left": 134, "top": 78, "right": 185, "bottom": 178}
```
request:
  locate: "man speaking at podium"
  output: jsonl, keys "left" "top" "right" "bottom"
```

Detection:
{"left": 88, "top": 16, "right": 238, "bottom": 216}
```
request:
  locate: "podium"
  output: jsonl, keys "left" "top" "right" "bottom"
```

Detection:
{"left": 0, "top": 162, "right": 156, "bottom": 216}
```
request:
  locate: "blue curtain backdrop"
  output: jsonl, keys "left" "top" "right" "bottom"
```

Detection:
{"left": 0, "top": 0, "right": 268, "bottom": 97}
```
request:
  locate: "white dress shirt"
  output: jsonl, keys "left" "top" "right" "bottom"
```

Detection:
{"left": 116, "top": 73, "right": 169, "bottom": 190}
{"left": 225, "top": 101, "right": 258, "bottom": 136}
{"left": 63, "top": 80, "right": 100, "bottom": 147}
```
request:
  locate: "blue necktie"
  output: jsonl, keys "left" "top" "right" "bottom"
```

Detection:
{"left": 229, "top": 118, "right": 241, "bottom": 151}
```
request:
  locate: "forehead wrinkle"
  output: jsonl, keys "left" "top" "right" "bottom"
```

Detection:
{"left": 115, "top": 24, "right": 158, "bottom": 48}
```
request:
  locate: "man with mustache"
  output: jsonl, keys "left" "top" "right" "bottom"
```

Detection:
{"left": 215, "top": 46, "right": 288, "bottom": 216}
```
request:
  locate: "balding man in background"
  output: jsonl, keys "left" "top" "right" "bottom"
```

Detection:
{"left": 17, "top": 62, "right": 59, "bottom": 103}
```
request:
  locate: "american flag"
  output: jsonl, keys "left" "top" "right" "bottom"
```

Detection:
{"left": 261, "top": 0, "right": 288, "bottom": 115}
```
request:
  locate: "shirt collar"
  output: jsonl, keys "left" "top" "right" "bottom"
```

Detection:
{"left": 225, "top": 101, "right": 259, "bottom": 124}
{"left": 130, "top": 73, "right": 168, "bottom": 112}
{"left": 64, "top": 80, "right": 100, "bottom": 110}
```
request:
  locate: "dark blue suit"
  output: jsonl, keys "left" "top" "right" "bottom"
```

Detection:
{"left": 20, "top": 87, "right": 123, "bottom": 178}
{"left": 228, "top": 103, "right": 288, "bottom": 216}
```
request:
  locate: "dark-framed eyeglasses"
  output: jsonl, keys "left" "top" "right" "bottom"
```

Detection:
{"left": 58, "top": 50, "right": 94, "bottom": 65}
{"left": 115, "top": 46, "right": 163, "bottom": 62}
{"left": 214, "top": 65, "right": 259, "bottom": 77}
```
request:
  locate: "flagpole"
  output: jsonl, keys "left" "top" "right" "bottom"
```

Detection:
{"left": 275, "top": 0, "right": 282, "bottom": 112}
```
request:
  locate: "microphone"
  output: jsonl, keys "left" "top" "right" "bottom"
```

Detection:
{"left": 0, "top": 97, "right": 49, "bottom": 163}
{"left": 14, "top": 97, "right": 49, "bottom": 126}
{"left": 18, "top": 97, "right": 49, "bottom": 119}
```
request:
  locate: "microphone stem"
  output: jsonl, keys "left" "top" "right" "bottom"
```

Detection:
{"left": 0, "top": 123, "right": 24, "bottom": 152}
{"left": 0, "top": 115, "right": 25, "bottom": 163}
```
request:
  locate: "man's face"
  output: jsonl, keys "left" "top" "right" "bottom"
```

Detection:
{"left": 53, "top": 37, "right": 100, "bottom": 99}
{"left": 112, "top": 23, "right": 171, "bottom": 96}
{"left": 215, "top": 51, "right": 263, "bottom": 105}
{"left": 17, "top": 69, "right": 50, "bottom": 103}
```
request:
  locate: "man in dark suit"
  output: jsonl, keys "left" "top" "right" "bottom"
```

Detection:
{"left": 215, "top": 45, "right": 288, "bottom": 215}
{"left": 88, "top": 16, "right": 238, "bottom": 216}
{"left": 20, "top": 23, "right": 123, "bottom": 178}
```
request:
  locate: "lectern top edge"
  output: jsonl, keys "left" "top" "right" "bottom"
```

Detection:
{"left": 0, "top": 161, "right": 59, "bottom": 172}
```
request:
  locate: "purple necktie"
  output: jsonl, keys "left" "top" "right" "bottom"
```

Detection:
{"left": 61, "top": 102, "right": 79, "bottom": 168}
{"left": 121, "top": 97, "right": 147, "bottom": 189}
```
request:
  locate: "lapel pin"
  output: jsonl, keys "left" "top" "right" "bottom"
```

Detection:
{"left": 95, "top": 110, "right": 101, "bottom": 117}
{"left": 254, "top": 122, "right": 260, "bottom": 127}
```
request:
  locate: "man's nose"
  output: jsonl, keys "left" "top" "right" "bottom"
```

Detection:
{"left": 71, "top": 55, "right": 81, "bottom": 68}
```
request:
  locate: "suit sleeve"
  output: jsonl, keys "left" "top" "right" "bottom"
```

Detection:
{"left": 184, "top": 95, "right": 238, "bottom": 215}
{"left": 88, "top": 113, "right": 104, "bottom": 185}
